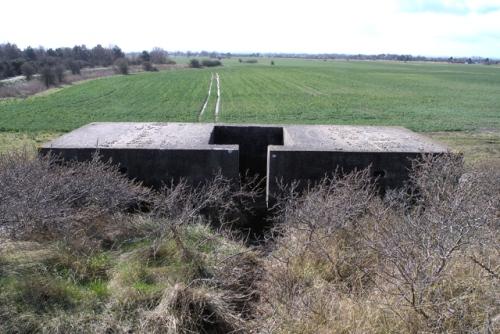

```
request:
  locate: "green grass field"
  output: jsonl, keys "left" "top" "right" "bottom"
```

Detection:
{"left": 0, "top": 69, "right": 210, "bottom": 132}
{"left": 219, "top": 60, "right": 499, "bottom": 131}
{"left": 0, "top": 58, "right": 499, "bottom": 159}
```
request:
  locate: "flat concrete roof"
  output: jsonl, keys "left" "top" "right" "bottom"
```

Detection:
{"left": 43, "top": 122, "right": 235, "bottom": 150}
{"left": 282, "top": 125, "right": 447, "bottom": 152}
{"left": 42, "top": 122, "right": 448, "bottom": 153}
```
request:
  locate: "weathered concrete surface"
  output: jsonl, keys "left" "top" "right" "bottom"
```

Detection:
{"left": 43, "top": 122, "right": 216, "bottom": 149}
{"left": 282, "top": 125, "right": 446, "bottom": 152}
{"left": 40, "top": 123, "right": 239, "bottom": 187}
{"left": 41, "top": 122, "right": 449, "bottom": 202}
{"left": 267, "top": 125, "right": 449, "bottom": 203}
{"left": 267, "top": 149, "right": 421, "bottom": 199}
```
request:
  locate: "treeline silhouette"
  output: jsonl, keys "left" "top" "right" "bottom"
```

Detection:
{"left": 0, "top": 43, "right": 172, "bottom": 81}
{"left": 0, "top": 43, "right": 128, "bottom": 80}
{"left": 170, "top": 50, "right": 498, "bottom": 65}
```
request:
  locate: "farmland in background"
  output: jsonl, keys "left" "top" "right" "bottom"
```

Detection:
{"left": 0, "top": 69, "right": 210, "bottom": 132}
{"left": 217, "top": 58, "right": 500, "bottom": 131}
{"left": 0, "top": 58, "right": 498, "bottom": 160}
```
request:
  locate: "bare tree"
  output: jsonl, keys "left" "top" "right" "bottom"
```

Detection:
{"left": 54, "top": 64, "right": 65, "bottom": 83}
{"left": 20, "top": 62, "right": 35, "bottom": 80}
{"left": 150, "top": 47, "right": 168, "bottom": 64}
{"left": 39, "top": 65, "right": 56, "bottom": 87}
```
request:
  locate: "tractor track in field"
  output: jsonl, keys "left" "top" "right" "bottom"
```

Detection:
{"left": 198, "top": 73, "right": 214, "bottom": 121}
{"left": 214, "top": 73, "right": 221, "bottom": 122}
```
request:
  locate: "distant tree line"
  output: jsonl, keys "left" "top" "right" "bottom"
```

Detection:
{"left": 252, "top": 53, "right": 499, "bottom": 65}
{"left": 0, "top": 43, "right": 174, "bottom": 84}
{"left": 0, "top": 43, "right": 125, "bottom": 80}
{"left": 3, "top": 42, "right": 496, "bottom": 83}
{"left": 169, "top": 50, "right": 499, "bottom": 65}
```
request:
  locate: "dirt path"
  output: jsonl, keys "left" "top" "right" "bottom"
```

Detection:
{"left": 215, "top": 73, "right": 221, "bottom": 122}
{"left": 198, "top": 73, "right": 214, "bottom": 121}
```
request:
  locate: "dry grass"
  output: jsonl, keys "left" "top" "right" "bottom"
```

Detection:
{"left": 0, "top": 132, "right": 61, "bottom": 154}
{"left": 427, "top": 129, "right": 500, "bottom": 165}
{"left": 139, "top": 283, "right": 247, "bottom": 334}
{"left": 0, "top": 150, "right": 498, "bottom": 333}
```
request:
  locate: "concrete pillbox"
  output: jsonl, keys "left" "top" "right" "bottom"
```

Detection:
{"left": 40, "top": 122, "right": 449, "bottom": 205}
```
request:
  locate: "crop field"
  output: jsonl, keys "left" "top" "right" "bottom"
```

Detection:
{"left": 0, "top": 69, "right": 210, "bottom": 132}
{"left": 0, "top": 58, "right": 499, "bottom": 158}
{"left": 219, "top": 60, "right": 499, "bottom": 131}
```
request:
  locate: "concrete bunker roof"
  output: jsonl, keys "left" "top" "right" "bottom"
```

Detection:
{"left": 43, "top": 122, "right": 449, "bottom": 153}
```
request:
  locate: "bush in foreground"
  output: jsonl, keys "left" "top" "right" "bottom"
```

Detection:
{"left": 260, "top": 155, "right": 499, "bottom": 333}
{"left": 0, "top": 151, "right": 498, "bottom": 333}
{"left": 0, "top": 150, "right": 261, "bottom": 333}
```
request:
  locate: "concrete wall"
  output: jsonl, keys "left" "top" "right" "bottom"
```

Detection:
{"left": 267, "top": 147, "right": 422, "bottom": 203}
{"left": 39, "top": 147, "right": 239, "bottom": 188}
{"left": 210, "top": 125, "right": 283, "bottom": 178}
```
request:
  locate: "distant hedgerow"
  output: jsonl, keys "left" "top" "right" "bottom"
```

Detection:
{"left": 201, "top": 59, "right": 222, "bottom": 67}
{"left": 189, "top": 59, "right": 201, "bottom": 68}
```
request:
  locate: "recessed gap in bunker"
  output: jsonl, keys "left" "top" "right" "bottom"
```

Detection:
{"left": 210, "top": 125, "right": 284, "bottom": 182}
{"left": 210, "top": 126, "right": 284, "bottom": 240}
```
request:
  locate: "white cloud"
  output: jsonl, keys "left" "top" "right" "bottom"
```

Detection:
{"left": 1, "top": 0, "right": 499, "bottom": 57}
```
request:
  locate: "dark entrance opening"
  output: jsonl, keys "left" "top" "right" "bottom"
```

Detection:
{"left": 210, "top": 125, "right": 284, "bottom": 180}
{"left": 210, "top": 125, "right": 284, "bottom": 241}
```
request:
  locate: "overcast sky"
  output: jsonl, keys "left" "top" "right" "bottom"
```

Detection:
{"left": 1, "top": 0, "right": 500, "bottom": 57}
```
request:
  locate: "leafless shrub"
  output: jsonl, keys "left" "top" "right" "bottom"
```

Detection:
{"left": 363, "top": 154, "right": 498, "bottom": 330}
{"left": 261, "top": 155, "right": 499, "bottom": 333}
{"left": 0, "top": 150, "right": 151, "bottom": 242}
{"left": 135, "top": 173, "right": 263, "bottom": 268}
{"left": 273, "top": 168, "right": 376, "bottom": 230}
{"left": 270, "top": 168, "right": 379, "bottom": 293}
{"left": 1, "top": 149, "right": 497, "bottom": 333}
